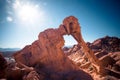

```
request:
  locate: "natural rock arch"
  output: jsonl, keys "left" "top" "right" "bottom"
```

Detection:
{"left": 13, "top": 16, "right": 100, "bottom": 80}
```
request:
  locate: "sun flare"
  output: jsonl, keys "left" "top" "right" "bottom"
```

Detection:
{"left": 18, "top": 5, "right": 39, "bottom": 22}
{"left": 13, "top": 0, "right": 44, "bottom": 24}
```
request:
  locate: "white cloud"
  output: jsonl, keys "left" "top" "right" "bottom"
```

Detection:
{"left": 13, "top": 0, "right": 21, "bottom": 9}
{"left": 6, "top": 16, "right": 13, "bottom": 22}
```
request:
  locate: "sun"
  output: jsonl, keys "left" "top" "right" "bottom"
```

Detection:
{"left": 18, "top": 5, "right": 36, "bottom": 21}
{"left": 13, "top": 0, "right": 44, "bottom": 24}
{"left": 18, "top": 4, "right": 39, "bottom": 22}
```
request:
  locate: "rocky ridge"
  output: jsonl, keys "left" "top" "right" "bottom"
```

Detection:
{"left": 67, "top": 36, "right": 120, "bottom": 80}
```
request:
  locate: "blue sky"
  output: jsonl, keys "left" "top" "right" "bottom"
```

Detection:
{"left": 0, "top": 0, "right": 120, "bottom": 48}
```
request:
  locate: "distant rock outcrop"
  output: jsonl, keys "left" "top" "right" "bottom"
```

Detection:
{"left": 88, "top": 36, "right": 120, "bottom": 53}
{"left": 87, "top": 36, "right": 120, "bottom": 59}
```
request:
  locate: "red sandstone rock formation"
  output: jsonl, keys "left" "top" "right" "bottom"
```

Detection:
{"left": 13, "top": 16, "right": 93, "bottom": 80}
{"left": 66, "top": 36, "right": 120, "bottom": 79}
{"left": 88, "top": 36, "right": 120, "bottom": 53}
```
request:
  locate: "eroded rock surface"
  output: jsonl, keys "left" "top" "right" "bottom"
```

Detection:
{"left": 66, "top": 36, "right": 120, "bottom": 80}
{"left": 88, "top": 36, "right": 120, "bottom": 53}
{"left": 13, "top": 16, "right": 93, "bottom": 80}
